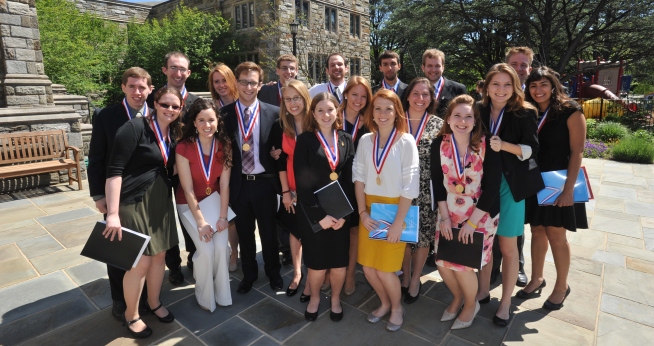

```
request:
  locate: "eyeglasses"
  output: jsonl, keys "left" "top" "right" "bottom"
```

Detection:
{"left": 280, "top": 66, "right": 297, "bottom": 72}
{"left": 158, "top": 103, "right": 181, "bottom": 111}
{"left": 237, "top": 80, "right": 260, "bottom": 87}
{"left": 283, "top": 96, "right": 303, "bottom": 103}
{"left": 168, "top": 66, "right": 188, "bottom": 73}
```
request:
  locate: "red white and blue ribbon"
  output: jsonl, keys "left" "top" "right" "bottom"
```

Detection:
{"left": 327, "top": 82, "right": 342, "bottom": 103}
{"left": 434, "top": 77, "right": 445, "bottom": 100}
{"left": 277, "top": 81, "right": 283, "bottom": 103}
{"left": 122, "top": 98, "right": 148, "bottom": 120}
{"left": 537, "top": 107, "right": 550, "bottom": 134}
{"left": 195, "top": 138, "right": 216, "bottom": 187}
{"left": 235, "top": 100, "right": 260, "bottom": 145}
{"left": 373, "top": 127, "right": 398, "bottom": 176}
{"left": 315, "top": 130, "right": 339, "bottom": 172}
{"left": 343, "top": 111, "right": 360, "bottom": 141}
{"left": 165, "top": 84, "right": 188, "bottom": 101}
{"left": 150, "top": 117, "right": 170, "bottom": 166}
{"left": 451, "top": 135, "right": 469, "bottom": 182}
{"left": 490, "top": 106, "right": 505, "bottom": 136}
{"left": 218, "top": 98, "right": 224, "bottom": 108}
{"left": 406, "top": 111, "right": 430, "bottom": 145}
{"left": 382, "top": 79, "right": 400, "bottom": 93}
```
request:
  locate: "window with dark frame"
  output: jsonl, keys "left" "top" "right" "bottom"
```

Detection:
{"left": 324, "top": 6, "right": 337, "bottom": 32}
{"left": 295, "top": 0, "right": 309, "bottom": 26}
{"left": 308, "top": 53, "right": 328, "bottom": 83}
{"left": 349, "top": 57, "right": 361, "bottom": 76}
{"left": 238, "top": 53, "right": 259, "bottom": 64}
{"left": 235, "top": 2, "right": 255, "bottom": 30}
{"left": 350, "top": 13, "right": 360, "bottom": 38}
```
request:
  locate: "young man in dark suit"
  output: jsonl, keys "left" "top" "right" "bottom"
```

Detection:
{"left": 258, "top": 54, "right": 298, "bottom": 107}
{"left": 222, "top": 61, "right": 283, "bottom": 294}
{"left": 421, "top": 49, "right": 467, "bottom": 117}
{"left": 372, "top": 50, "right": 408, "bottom": 99}
{"left": 88, "top": 67, "right": 154, "bottom": 320}
{"left": 146, "top": 51, "right": 200, "bottom": 285}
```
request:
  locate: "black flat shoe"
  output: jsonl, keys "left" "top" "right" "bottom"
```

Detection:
{"left": 403, "top": 282, "right": 421, "bottom": 304}
{"left": 300, "top": 293, "right": 311, "bottom": 303}
{"left": 305, "top": 305, "right": 319, "bottom": 321}
{"left": 168, "top": 266, "right": 184, "bottom": 286}
{"left": 516, "top": 279, "right": 547, "bottom": 299}
{"left": 543, "top": 286, "right": 571, "bottom": 310}
{"left": 493, "top": 310, "right": 512, "bottom": 327}
{"left": 478, "top": 295, "right": 491, "bottom": 304}
{"left": 123, "top": 315, "right": 152, "bottom": 339}
{"left": 286, "top": 273, "right": 304, "bottom": 297}
{"left": 330, "top": 303, "right": 343, "bottom": 322}
{"left": 400, "top": 286, "right": 409, "bottom": 297}
{"left": 149, "top": 303, "right": 175, "bottom": 323}
{"left": 281, "top": 251, "right": 293, "bottom": 265}
{"left": 238, "top": 279, "right": 255, "bottom": 294}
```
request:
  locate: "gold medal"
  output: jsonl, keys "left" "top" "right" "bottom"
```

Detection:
{"left": 206, "top": 187, "right": 212, "bottom": 195}
{"left": 376, "top": 176, "right": 382, "bottom": 185}
{"left": 242, "top": 143, "right": 250, "bottom": 152}
{"left": 455, "top": 185, "right": 464, "bottom": 193}
{"left": 330, "top": 172, "right": 338, "bottom": 180}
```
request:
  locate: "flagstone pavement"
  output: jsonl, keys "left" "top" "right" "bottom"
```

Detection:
{"left": 1, "top": 158, "right": 653, "bottom": 345}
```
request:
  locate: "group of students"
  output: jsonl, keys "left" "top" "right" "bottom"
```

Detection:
{"left": 87, "top": 45, "right": 586, "bottom": 338}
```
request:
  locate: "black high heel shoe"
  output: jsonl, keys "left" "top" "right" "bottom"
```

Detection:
{"left": 543, "top": 286, "right": 571, "bottom": 310}
{"left": 404, "top": 282, "right": 421, "bottom": 304}
{"left": 286, "top": 273, "right": 304, "bottom": 297}
{"left": 300, "top": 292, "right": 311, "bottom": 303}
{"left": 478, "top": 295, "right": 491, "bottom": 304}
{"left": 149, "top": 303, "right": 175, "bottom": 323}
{"left": 123, "top": 314, "right": 152, "bottom": 339}
{"left": 400, "top": 285, "right": 409, "bottom": 297}
{"left": 493, "top": 310, "right": 513, "bottom": 327}
{"left": 516, "top": 279, "right": 547, "bottom": 299}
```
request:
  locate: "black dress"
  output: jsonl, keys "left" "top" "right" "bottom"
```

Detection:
{"left": 342, "top": 118, "right": 368, "bottom": 227}
{"left": 294, "top": 130, "right": 355, "bottom": 270}
{"left": 525, "top": 101, "right": 588, "bottom": 231}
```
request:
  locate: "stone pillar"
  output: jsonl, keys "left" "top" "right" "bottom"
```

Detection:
{"left": 0, "top": 0, "right": 54, "bottom": 107}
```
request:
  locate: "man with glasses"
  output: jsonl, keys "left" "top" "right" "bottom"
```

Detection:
{"left": 221, "top": 61, "right": 284, "bottom": 294}
{"left": 259, "top": 54, "right": 298, "bottom": 107}
{"left": 147, "top": 51, "right": 200, "bottom": 285}
{"left": 309, "top": 53, "right": 349, "bottom": 104}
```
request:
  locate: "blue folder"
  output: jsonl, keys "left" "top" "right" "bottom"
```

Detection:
{"left": 368, "top": 203, "right": 419, "bottom": 243}
{"left": 537, "top": 167, "right": 594, "bottom": 205}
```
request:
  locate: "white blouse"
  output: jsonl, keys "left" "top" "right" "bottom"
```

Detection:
{"left": 352, "top": 132, "right": 420, "bottom": 199}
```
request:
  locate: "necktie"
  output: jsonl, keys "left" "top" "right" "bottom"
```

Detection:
{"left": 333, "top": 86, "right": 342, "bottom": 104}
{"left": 242, "top": 107, "right": 255, "bottom": 174}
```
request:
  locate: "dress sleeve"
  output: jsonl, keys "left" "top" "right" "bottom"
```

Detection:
{"left": 476, "top": 137, "right": 502, "bottom": 212}
{"left": 352, "top": 134, "right": 367, "bottom": 183}
{"left": 400, "top": 135, "right": 420, "bottom": 199}
{"left": 107, "top": 120, "right": 140, "bottom": 178}
{"left": 294, "top": 135, "right": 327, "bottom": 223}
{"left": 429, "top": 137, "right": 447, "bottom": 204}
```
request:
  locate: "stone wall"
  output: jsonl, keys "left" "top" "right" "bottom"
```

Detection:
{"left": 71, "top": 0, "right": 152, "bottom": 23}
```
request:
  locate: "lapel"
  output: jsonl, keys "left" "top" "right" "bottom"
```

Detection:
{"left": 229, "top": 104, "right": 242, "bottom": 160}
{"left": 259, "top": 101, "right": 273, "bottom": 153}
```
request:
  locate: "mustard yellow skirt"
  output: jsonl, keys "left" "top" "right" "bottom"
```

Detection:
{"left": 357, "top": 194, "right": 407, "bottom": 272}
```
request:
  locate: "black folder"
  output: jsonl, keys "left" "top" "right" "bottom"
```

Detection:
{"left": 80, "top": 221, "right": 151, "bottom": 271}
{"left": 314, "top": 180, "right": 354, "bottom": 220}
{"left": 435, "top": 228, "right": 484, "bottom": 270}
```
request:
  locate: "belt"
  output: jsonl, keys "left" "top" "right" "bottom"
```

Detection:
{"left": 242, "top": 173, "right": 275, "bottom": 180}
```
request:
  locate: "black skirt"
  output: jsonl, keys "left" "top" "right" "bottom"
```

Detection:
{"left": 525, "top": 195, "right": 588, "bottom": 232}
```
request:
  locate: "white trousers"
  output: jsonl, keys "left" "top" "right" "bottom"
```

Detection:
{"left": 176, "top": 204, "right": 232, "bottom": 312}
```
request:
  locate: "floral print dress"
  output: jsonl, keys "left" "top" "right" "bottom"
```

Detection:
{"left": 434, "top": 134, "right": 499, "bottom": 271}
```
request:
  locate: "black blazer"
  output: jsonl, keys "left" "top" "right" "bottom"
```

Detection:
{"left": 372, "top": 80, "right": 409, "bottom": 100}
{"left": 221, "top": 100, "right": 282, "bottom": 204}
{"left": 87, "top": 103, "right": 135, "bottom": 197}
{"left": 258, "top": 83, "right": 281, "bottom": 107}
{"left": 147, "top": 88, "right": 200, "bottom": 123}
{"left": 479, "top": 103, "right": 544, "bottom": 201}
{"left": 435, "top": 78, "right": 467, "bottom": 116}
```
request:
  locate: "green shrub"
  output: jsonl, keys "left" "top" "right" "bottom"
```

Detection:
{"left": 603, "top": 114, "right": 621, "bottom": 123}
{"left": 586, "top": 118, "right": 598, "bottom": 139}
{"left": 633, "top": 129, "right": 654, "bottom": 142}
{"left": 612, "top": 136, "right": 654, "bottom": 163}
{"left": 593, "top": 122, "right": 629, "bottom": 142}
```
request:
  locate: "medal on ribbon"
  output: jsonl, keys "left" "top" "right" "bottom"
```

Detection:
{"left": 406, "top": 111, "right": 430, "bottom": 145}
{"left": 382, "top": 79, "right": 400, "bottom": 93}
{"left": 372, "top": 127, "right": 398, "bottom": 186}
{"left": 343, "top": 111, "right": 360, "bottom": 142}
{"left": 150, "top": 116, "right": 170, "bottom": 166}
{"left": 195, "top": 138, "right": 216, "bottom": 195}
{"left": 537, "top": 107, "right": 550, "bottom": 134}
{"left": 235, "top": 100, "right": 260, "bottom": 152}
{"left": 451, "top": 135, "right": 469, "bottom": 193}
{"left": 316, "top": 130, "right": 339, "bottom": 180}
{"left": 434, "top": 77, "right": 445, "bottom": 101}
{"left": 122, "top": 98, "right": 148, "bottom": 120}
{"left": 490, "top": 106, "right": 505, "bottom": 136}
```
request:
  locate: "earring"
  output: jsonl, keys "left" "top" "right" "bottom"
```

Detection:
{"left": 195, "top": 128, "right": 198, "bottom": 134}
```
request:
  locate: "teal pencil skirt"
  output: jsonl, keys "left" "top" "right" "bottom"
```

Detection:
{"left": 496, "top": 175, "right": 525, "bottom": 238}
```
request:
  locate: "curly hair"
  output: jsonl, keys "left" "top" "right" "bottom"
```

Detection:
{"left": 437, "top": 94, "right": 484, "bottom": 153}
{"left": 152, "top": 87, "right": 184, "bottom": 141}
{"left": 525, "top": 66, "right": 575, "bottom": 120}
{"left": 178, "top": 98, "right": 232, "bottom": 169}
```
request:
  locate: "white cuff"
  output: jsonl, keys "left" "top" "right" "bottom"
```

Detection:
{"left": 516, "top": 144, "right": 532, "bottom": 161}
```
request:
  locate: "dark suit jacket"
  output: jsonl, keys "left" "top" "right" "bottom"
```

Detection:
{"left": 372, "top": 80, "right": 408, "bottom": 100}
{"left": 258, "top": 82, "right": 281, "bottom": 107}
{"left": 87, "top": 103, "right": 133, "bottom": 197}
{"left": 221, "top": 100, "right": 282, "bottom": 204}
{"left": 479, "top": 103, "right": 543, "bottom": 201}
{"left": 146, "top": 88, "right": 200, "bottom": 123}
{"left": 435, "top": 78, "right": 467, "bottom": 117}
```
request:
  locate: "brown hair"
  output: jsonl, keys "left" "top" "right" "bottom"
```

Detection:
{"left": 152, "top": 87, "right": 183, "bottom": 140}
{"left": 337, "top": 76, "right": 372, "bottom": 122}
{"left": 437, "top": 95, "right": 483, "bottom": 152}
{"left": 234, "top": 61, "right": 264, "bottom": 83}
{"left": 121, "top": 67, "right": 152, "bottom": 86}
{"left": 401, "top": 77, "right": 437, "bottom": 116}
{"left": 277, "top": 54, "right": 299, "bottom": 68}
{"left": 178, "top": 98, "right": 232, "bottom": 169}
{"left": 279, "top": 80, "right": 311, "bottom": 138}
{"left": 505, "top": 46, "right": 534, "bottom": 65}
{"left": 207, "top": 63, "right": 239, "bottom": 103}
{"left": 364, "top": 89, "right": 408, "bottom": 134}
{"left": 525, "top": 66, "right": 575, "bottom": 119}
{"left": 422, "top": 49, "right": 445, "bottom": 66}
{"left": 378, "top": 50, "right": 400, "bottom": 66}
{"left": 163, "top": 51, "right": 190, "bottom": 68}
{"left": 481, "top": 63, "right": 536, "bottom": 113}
{"left": 326, "top": 53, "right": 347, "bottom": 66}
{"left": 305, "top": 92, "right": 342, "bottom": 132}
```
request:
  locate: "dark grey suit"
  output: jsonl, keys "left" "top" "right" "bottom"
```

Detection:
{"left": 372, "top": 80, "right": 408, "bottom": 100}
{"left": 258, "top": 82, "right": 281, "bottom": 107}
{"left": 435, "top": 78, "right": 467, "bottom": 117}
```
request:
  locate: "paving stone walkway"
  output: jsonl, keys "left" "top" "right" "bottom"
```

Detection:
{"left": 0, "top": 158, "right": 653, "bottom": 345}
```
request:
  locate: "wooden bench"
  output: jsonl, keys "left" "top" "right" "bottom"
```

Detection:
{"left": 0, "top": 130, "right": 83, "bottom": 190}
